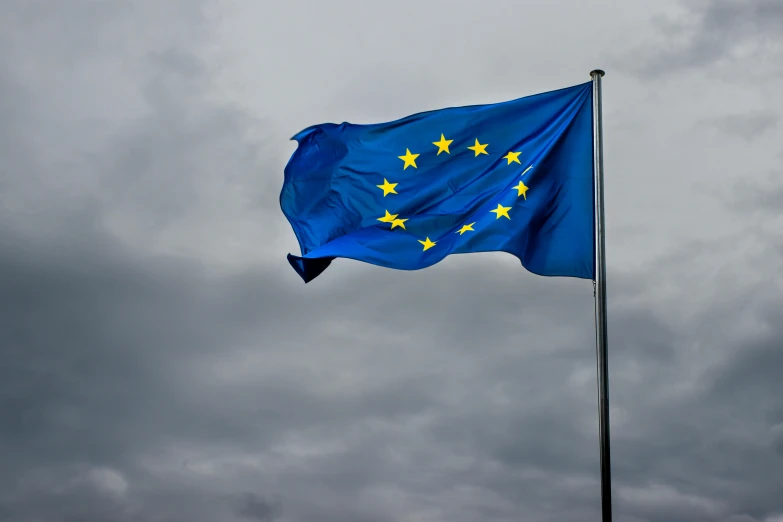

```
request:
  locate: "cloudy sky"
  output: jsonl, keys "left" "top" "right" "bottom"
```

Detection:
{"left": 1, "top": 0, "right": 782, "bottom": 521}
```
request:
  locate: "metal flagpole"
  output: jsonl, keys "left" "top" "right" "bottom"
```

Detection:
{"left": 590, "top": 69, "right": 612, "bottom": 522}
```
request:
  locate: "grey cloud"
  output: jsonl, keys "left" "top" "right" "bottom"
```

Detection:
{"left": 729, "top": 170, "right": 783, "bottom": 215}
{"left": 771, "top": 424, "right": 783, "bottom": 456}
{"left": 614, "top": 0, "right": 783, "bottom": 78}
{"left": 709, "top": 112, "right": 779, "bottom": 141}
{"left": 2, "top": 0, "right": 783, "bottom": 521}
{"left": 235, "top": 493, "right": 283, "bottom": 522}
{"left": 0, "top": 223, "right": 594, "bottom": 521}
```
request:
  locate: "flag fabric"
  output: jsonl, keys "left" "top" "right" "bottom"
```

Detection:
{"left": 280, "top": 81, "right": 595, "bottom": 283}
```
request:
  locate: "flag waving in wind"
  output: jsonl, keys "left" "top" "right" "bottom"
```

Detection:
{"left": 280, "top": 81, "right": 595, "bottom": 283}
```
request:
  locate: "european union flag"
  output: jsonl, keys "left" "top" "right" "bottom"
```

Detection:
{"left": 281, "top": 81, "right": 595, "bottom": 283}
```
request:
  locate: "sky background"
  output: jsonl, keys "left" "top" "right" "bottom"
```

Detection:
{"left": 1, "top": 0, "right": 782, "bottom": 521}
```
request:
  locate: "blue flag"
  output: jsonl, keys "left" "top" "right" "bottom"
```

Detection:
{"left": 281, "top": 81, "right": 595, "bottom": 283}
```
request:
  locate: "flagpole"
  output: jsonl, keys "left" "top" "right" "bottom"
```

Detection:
{"left": 590, "top": 69, "right": 612, "bottom": 522}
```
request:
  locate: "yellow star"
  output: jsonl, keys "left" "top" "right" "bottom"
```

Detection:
{"left": 512, "top": 181, "right": 529, "bottom": 199}
{"left": 432, "top": 134, "right": 453, "bottom": 155}
{"left": 391, "top": 218, "right": 408, "bottom": 229}
{"left": 456, "top": 223, "right": 475, "bottom": 235}
{"left": 467, "top": 138, "right": 488, "bottom": 156}
{"left": 377, "top": 210, "right": 398, "bottom": 223}
{"left": 503, "top": 151, "right": 522, "bottom": 165}
{"left": 376, "top": 178, "right": 398, "bottom": 196}
{"left": 490, "top": 203, "right": 512, "bottom": 220}
{"left": 398, "top": 148, "right": 420, "bottom": 169}
{"left": 418, "top": 237, "right": 436, "bottom": 251}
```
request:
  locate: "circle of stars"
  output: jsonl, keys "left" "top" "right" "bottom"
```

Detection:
{"left": 375, "top": 135, "right": 531, "bottom": 251}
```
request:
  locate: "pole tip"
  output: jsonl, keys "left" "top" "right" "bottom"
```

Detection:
{"left": 590, "top": 69, "right": 606, "bottom": 78}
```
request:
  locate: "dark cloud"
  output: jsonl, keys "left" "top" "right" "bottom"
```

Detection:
{"left": 615, "top": 0, "right": 783, "bottom": 78}
{"left": 709, "top": 112, "right": 779, "bottom": 141}
{"left": 729, "top": 170, "right": 783, "bottom": 215}
{"left": 2, "top": 0, "right": 783, "bottom": 521}
{"left": 235, "top": 493, "right": 283, "bottom": 522}
{"left": 4, "top": 217, "right": 782, "bottom": 521}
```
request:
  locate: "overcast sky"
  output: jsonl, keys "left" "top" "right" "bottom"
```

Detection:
{"left": 1, "top": 0, "right": 782, "bottom": 521}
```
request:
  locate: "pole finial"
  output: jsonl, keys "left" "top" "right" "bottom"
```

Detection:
{"left": 590, "top": 69, "right": 606, "bottom": 78}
